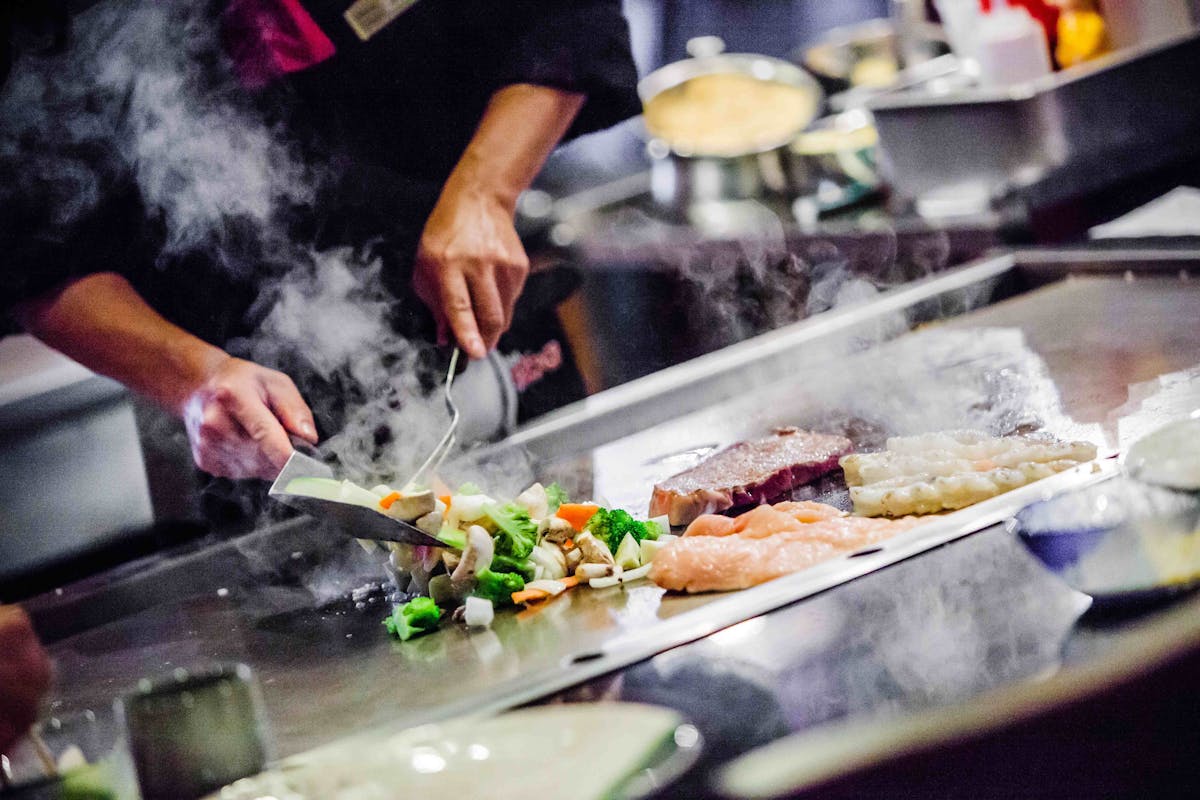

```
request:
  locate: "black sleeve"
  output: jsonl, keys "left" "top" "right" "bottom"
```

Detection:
{"left": 0, "top": 149, "right": 155, "bottom": 332}
{"left": 468, "top": 0, "right": 641, "bottom": 139}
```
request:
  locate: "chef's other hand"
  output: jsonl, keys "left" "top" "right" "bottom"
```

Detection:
{"left": 413, "top": 185, "right": 529, "bottom": 360}
{"left": 182, "top": 356, "right": 318, "bottom": 480}
{"left": 0, "top": 606, "right": 51, "bottom": 753}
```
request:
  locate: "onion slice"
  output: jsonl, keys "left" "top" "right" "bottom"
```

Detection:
{"left": 523, "top": 579, "right": 567, "bottom": 596}
{"left": 589, "top": 562, "right": 653, "bottom": 590}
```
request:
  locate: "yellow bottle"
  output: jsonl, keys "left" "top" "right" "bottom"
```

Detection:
{"left": 1055, "top": 0, "right": 1111, "bottom": 68}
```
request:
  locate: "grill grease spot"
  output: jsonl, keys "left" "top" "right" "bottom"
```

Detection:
{"left": 849, "top": 547, "right": 883, "bottom": 558}
{"left": 568, "top": 651, "right": 605, "bottom": 665}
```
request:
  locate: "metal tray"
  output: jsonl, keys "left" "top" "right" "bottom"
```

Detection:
{"left": 28, "top": 249, "right": 1200, "bottom": 760}
{"left": 866, "top": 32, "right": 1200, "bottom": 216}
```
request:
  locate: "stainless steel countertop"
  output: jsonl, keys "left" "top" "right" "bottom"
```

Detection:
{"left": 23, "top": 251, "right": 1200, "bottom": 790}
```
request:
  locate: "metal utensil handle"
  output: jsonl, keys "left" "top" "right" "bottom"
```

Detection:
{"left": 404, "top": 347, "right": 461, "bottom": 491}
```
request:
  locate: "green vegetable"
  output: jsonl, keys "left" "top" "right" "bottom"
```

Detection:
{"left": 383, "top": 597, "right": 442, "bottom": 641}
{"left": 473, "top": 568, "right": 525, "bottom": 606}
{"left": 483, "top": 502, "right": 538, "bottom": 559}
{"left": 490, "top": 553, "right": 536, "bottom": 581}
{"left": 61, "top": 762, "right": 116, "bottom": 800}
{"left": 457, "top": 482, "right": 483, "bottom": 495}
{"left": 545, "top": 482, "right": 569, "bottom": 513}
{"left": 614, "top": 533, "right": 642, "bottom": 569}
{"left": 586, "top": 508, "right": 659, "bottom": 554}
{"left": 643, "top": 519, "right": 664, "bottom": 541}
{"left": 437, "top": 524, "right": 467, "bottom": 550}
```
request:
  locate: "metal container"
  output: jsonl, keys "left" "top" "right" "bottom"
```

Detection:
{"left": 867, "top": 31, "right": 1200, "bottom": 218}
{"left": 638, "top": 37, "right": 824, "bottom": 210}
{"left": 119, "top": 663, "right": 271, "bottom": 800}
{"left": 797, "top": 16, "right": 949, "bottom": 96}
{"left": 785, "top": 109, "right": 882, "bottom": 211}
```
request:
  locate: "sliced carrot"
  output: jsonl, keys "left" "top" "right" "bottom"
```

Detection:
{"left": 511, "top": 588, "right": 551, "bottom": 605}
{"left": 563, "top": 538, "right": 575, "bottom": 551}
{"left": 439, "top": 494, "right": 452, "bottom": 509}
{"left": 378, "top": 491, "right": 402, "bottom": 510}
{"left": 556, "top": 503, "right": 600, "bottom": 532}
{"left": 559, "top": 575, "right": 579, "bottom": 590}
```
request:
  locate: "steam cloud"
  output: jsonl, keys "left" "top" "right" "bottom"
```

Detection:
{"left": 1, "top": 0, "right": 448, "bottom": 487}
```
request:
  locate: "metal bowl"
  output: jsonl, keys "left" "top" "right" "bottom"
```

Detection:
{"left": 1011, "top": 478, "right": 1200, "bottom": 611}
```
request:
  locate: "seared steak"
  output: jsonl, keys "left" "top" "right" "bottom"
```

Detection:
{"left": 648, "top": 427, "right": 853, "bottom": 526}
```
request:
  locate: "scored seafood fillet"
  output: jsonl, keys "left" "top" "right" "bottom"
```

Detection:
{"left": 841, "top": 431, "right": 1098, "bottom": 517}
{"left": 649, "top": 428, "right": 853, "bottom": 526}
{"left": 650, "top": 501, "right": 923, "bottom": 593}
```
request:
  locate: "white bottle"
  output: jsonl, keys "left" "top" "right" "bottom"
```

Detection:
{"left": 975, "top": 0, "right": 1053, "bottom": 88}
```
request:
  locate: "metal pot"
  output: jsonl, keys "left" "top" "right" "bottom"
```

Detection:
{"left": 638, "top": 37, "right": 824, "bottom": 211}
{"left": 785, "top": 109, "right": 882, "bottom": 212}
{"left": 797, "top": 17, "right": 949, "bottom": 97}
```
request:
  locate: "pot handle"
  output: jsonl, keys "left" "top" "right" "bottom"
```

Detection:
{"left": 685, "top": 36, "right": 725, "bottom": 58}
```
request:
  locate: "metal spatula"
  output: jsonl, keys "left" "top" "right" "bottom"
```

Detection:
{"left": 267, "top": 348, "right": 462, "bottom": 547}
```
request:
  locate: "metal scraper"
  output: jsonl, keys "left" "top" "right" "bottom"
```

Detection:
{"left": 268, "top": 438, "right": 447, "bottom": 548}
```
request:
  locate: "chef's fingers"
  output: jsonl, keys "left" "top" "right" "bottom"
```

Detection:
{"left": 440, "top": 269, "right": 486, "bottom": 359}
{"left": 216, "top": 385, "right": 294, "bottom": 478}
{"left": 469, "top": 271, "right": 507, "bottom": 353}
{"left": 264, "top": 372, "right": 318, "bottom": 444}
{"left": 495, "top": 261, "right": 527, "bottom": 330}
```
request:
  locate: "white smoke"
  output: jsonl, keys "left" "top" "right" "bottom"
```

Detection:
{"left": 1, "top": 0, "right": 450, "bottom": 488}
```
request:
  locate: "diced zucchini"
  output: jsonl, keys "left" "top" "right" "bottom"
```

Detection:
{"left": 614, "top": 533, "right": 642, "bottom": 570}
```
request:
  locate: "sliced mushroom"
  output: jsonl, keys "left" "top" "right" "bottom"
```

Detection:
{"left": 575, "top": 562, "right": 620, "bottom": 581}
{"left": 543, "top": 516, "right": 575, "bottom": 544}
{"left": 574, "top": 531, "right": 615, "bottom": 565}
{"left": 415, "top": 509, "right": 443, "bottom": 537}
{"left": 381, "top": 489, "right": 437, "bottom": 522}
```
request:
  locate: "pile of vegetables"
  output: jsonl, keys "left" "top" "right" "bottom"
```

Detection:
{"left": 373, "top": 482, "right": 675, "bottom": 641}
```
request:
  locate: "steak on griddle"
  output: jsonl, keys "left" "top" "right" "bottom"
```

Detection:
{"left": 649, "top": 427, "right": 853, "bottom": 526}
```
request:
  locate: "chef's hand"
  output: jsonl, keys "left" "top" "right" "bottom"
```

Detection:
{"left": 181, "top": 356, "right": 318, "bottom": 480}
{"left": 411, "top": 84, "right": 585, "bottom": 360}
{"left": 413, "top": 184, "right": 529, "bottom": 360}
{"left": 0, "top": 606, "right": 51, "bottom": 754}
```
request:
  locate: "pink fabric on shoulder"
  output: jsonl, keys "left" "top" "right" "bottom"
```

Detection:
{"left": 222, "top": 0, "right": 336, "bottom": 89}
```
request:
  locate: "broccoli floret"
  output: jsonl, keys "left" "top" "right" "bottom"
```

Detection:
{"left": 490, "top": 553, "right": 536, "bottom": 581}
{"left": 642, "top": 519, "right": 664, "bottom": 541}
{"left": 383, "top": 596, "right": 442, "bottom": 641}
{"left": 586, "top": 508, "right": 658, "bottom": 554}
{"left": 545, "top": 483, "right": 569, "bottom": 513}
{"left": 457, "top": 482, "right": 483, "bottom": 495}
{"left": 473, "top": 568, "right": 525, "bottom": 606}
{"left": 483, "top": 502, "right": 538, "bottom": 559}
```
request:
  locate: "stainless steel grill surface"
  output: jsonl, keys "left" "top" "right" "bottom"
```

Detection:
{"left": 22, "top": 250, "right": 1200, "bottom": 772}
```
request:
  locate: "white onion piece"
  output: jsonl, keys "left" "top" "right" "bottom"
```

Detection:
{"left": 468, "top": 525, "right": 494, "bottom": 575}
{"left": 463, "top": 596, "right": 494, "bottom": 628}
{"left": 620, "top": 563, "right": 653, "bottom": 583}
{"left": 451, "top": 494, "right": 494, "bottom": 523}
{"left": 588, "top": 562, "right": 652, "bottom": 590}
{"left": 524, "top": 579, "right": 567, "bottom": 596}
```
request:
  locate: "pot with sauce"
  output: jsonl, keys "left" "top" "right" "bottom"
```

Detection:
{"left": 638, "top": 37, "right": 824, "bottom": 212}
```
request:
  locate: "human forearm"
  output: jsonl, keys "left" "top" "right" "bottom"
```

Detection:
{"left": 414, "top": 84, "right": 584, "bottom": 357}
{"left": 446, "top": 83, "right": 586, "bottom": 212}
{"left": 14, "top": 272, "right": 316, "bottom": 479}
{"left": 14, "top": 272, "right": 228, "bottom": 414}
